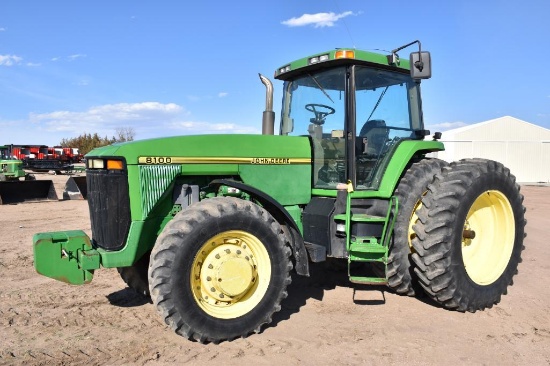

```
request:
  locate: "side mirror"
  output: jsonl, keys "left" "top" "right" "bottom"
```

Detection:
{"left": 410, "top": 51, "right": 431, "bottom": 79}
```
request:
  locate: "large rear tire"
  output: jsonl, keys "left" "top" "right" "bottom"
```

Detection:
{"left": 148, "top": 197, "right": 292, "bottom": 343}
{"left": 411, "top": 159, "right": 526, "bottom": 312}
{"left": 387, "top": 158, "right": 448, "bottom": 296}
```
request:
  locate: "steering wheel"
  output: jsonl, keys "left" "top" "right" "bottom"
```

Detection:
{"left": 305, "top": 103, "right": 335, "bottom": 125}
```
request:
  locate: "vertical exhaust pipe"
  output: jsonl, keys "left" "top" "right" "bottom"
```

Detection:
{"left": 259, "top": 74, "right": 275, "bottom": 135}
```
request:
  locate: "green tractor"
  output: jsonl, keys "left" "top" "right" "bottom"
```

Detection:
{"left": 33, "top": 41, "right": 526, "bottom": 343}
{"left": 0, "top": 145, "right": 58, "bottom": 204}
{"left": 0, "top": 145, "right": 29, "bottom": 181}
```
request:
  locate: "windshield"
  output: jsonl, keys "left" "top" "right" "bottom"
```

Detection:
{"left": 0, "top": 148, "right": 10, "bottom": 160}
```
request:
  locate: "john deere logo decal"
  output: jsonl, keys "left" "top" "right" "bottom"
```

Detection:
{"left": 138, "top": 157, "right": 310, "bottom": 165}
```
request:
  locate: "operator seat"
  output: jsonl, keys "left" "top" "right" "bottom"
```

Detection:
{"left": 358, "top": 119, "right": 388, "bottom": 156}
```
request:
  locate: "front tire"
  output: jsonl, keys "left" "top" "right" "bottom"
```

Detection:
{"left": 411, "top": 159, "right": 526, "bottom": 312}
{"left": 117, "top": 251, "right": 151, "bottom": 296}
{"left": 148, "top": 197, "right": 292, "bottom": 343}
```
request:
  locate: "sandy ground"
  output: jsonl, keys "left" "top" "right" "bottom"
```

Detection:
{"left": 0, "top": 172, "right": 549, "bottom": 366}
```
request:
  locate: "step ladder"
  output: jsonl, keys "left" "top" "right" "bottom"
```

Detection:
{"left": 334, "top": 191, "right": 398, "bottom": 285}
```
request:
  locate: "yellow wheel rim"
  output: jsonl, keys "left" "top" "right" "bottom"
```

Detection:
{"left": 408, "top": 198, "right": 423, "bottom": 249}
{"left": 462, "top": 190, "right": 515, "bottom": 285}
{"left": 190, "top": 230, "right": 271, "bottom": 319}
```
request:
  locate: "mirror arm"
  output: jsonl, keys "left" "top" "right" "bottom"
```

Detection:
{"left": 387, "top": 40, "right": 424, "bottom": 71}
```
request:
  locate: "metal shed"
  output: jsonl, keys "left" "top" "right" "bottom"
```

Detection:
{"left": 431, "top": 116, "right": 550, "bottom": 183}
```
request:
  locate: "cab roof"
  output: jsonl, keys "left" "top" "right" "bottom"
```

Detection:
{"left": 274, "top": 49, "right": 411, "bottom": 81}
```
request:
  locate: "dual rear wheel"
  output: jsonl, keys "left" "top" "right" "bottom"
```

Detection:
{"left": 410, "top": 159, "right": 525, "bottom": 311}
{"left": 392, "top": 158, "right": 525, "bottom": 311}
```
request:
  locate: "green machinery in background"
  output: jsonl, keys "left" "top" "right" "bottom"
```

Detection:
{"left": 0, "top": 145, "right": 58, "bottom": 204}
{"left": 33, "top": 41, "right": 526, "bottom": 343}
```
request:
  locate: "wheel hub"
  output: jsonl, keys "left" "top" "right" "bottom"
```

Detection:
{"left": 190, "top": 230, "right": 271, "bottom": 319}
{"left": 198, "top": 243, "right": 258, "bottom": 304}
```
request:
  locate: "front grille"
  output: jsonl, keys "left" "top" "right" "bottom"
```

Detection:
{"left": 87, "top": 169, "right": 131, "bottom": 251}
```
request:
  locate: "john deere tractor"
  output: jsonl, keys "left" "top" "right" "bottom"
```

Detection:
{"left": 0, "top": 145, "right": 29, "bottom": 182}
{"left": 33, "top": 41, "right": 526, "bottom": 343}
{"left": 0, "top": 145, "right": 57, "bottom": 204}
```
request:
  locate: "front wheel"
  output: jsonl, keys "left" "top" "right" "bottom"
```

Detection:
{"left": 117, "top": 251, "right": 151, "bottom": 297}
{"left": 148, "top": 197, "right": 292, "bottom": 343}
{"left": 411, "top": 159, "right": 526, "bottom": 312}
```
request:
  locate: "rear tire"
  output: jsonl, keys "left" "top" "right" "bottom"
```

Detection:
{"left": 411, "top": 159, "right": 526, "bottom": 312}
{"left": 387, "top": 158, "right": 448, "bottom": 296}
{"left": 148, "top": 197, "right": 292, "bottom": 343}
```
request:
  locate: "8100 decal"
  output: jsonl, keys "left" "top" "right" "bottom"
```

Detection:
{"left": 141, "top": 157, "right": 173, "bottom": 164}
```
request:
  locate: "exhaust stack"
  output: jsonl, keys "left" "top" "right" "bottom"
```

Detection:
{"left": 259, "top": 74, "right": 275, "bottom": 135}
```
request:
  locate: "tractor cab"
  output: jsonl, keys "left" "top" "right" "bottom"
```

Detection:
{"left": 275, "top": 47, "right": 431, "bottom": 191}
{"left": 0, "top": 146, "right": 13, "bottom": 160}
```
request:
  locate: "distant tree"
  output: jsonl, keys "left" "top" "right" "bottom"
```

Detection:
{"left": 115, "top": 127, "right": 135, "bottom": 142}
{"left": 60, "top": 127, "right": 135, "bottom": 155}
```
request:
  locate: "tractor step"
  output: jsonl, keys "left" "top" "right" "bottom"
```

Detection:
{"left": 334, "top": 213, "right": 386, "bottom": 223}
{"left": 350, "top": 238, "right": 385, "bottom": 253}
{"left": 349, "top": 238, "right": 387, "bottom": 262}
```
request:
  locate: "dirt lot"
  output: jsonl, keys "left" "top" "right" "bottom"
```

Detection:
{"left": 1, "top": 172, "right": 549, "bottom": 366}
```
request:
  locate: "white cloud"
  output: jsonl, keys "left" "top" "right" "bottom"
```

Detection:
{"left": 167, "top": 121, "right": 259, "bottom": 134}
{"left": 0, "top": 54, "right": 23, "bottom": 66}
{"left": 27, "top": 102, "right": 184, "bottom": 134}
{"left": 68, "top": 54, "right": 86, "bottom": 61}
{"left": 218, "top": 92, "right": 228, "bottom": 98}
{"left": 281, "top": 11, "right": 355, "bottom": 28}
{"left": 187, "top": 95, "right": 202, "bottom": 102}
{"left": 5, "top": 102, "right": 259, "bottom": 143}
{"left": 426, "top": 121, "right": 468, "bottom": 131}
{"left": 51, "top": 54, "right": 86, "bottom": 62}
{"left": 0, "top": 27, "right": 5, "bottom": 31}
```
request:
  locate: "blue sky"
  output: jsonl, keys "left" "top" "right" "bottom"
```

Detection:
{"left": 1, "top": 0, "right": 549, "bottom": 146}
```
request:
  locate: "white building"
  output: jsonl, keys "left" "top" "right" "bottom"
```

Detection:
{"left": 431, "top": 116, "right": 550, "bottom": 183}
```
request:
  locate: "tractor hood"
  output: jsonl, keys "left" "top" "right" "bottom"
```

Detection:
{"left": 86, "top": 134, "right": 312, "bottom": 164}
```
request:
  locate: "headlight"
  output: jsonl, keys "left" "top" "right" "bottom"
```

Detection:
{"left": 86, "top": 158, "right": 124, "bottom": 170}
{"left": 88, "top": 159, "right": 104, "bottom": 169}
